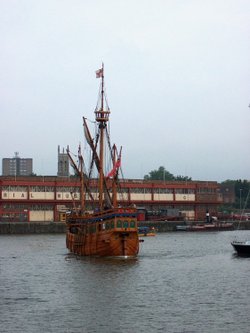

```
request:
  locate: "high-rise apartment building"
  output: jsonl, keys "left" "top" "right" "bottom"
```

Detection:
{"left": 2, "top": 152, "right": 33, "bottom": 176}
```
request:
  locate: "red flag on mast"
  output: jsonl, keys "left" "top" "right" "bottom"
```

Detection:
{"left": 106, "top": 157, "right": 121, "bottom": 178}
{"left": 95, "top": 68, "right": 103, "bottom": 78}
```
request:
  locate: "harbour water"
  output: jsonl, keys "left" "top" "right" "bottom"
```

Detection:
{"left": 1, "top": 230, "right": 250, "bottom": 333}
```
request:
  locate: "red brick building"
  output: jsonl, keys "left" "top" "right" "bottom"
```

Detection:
{"left": 0, "top": 176, "right": 222, "bottom": 222}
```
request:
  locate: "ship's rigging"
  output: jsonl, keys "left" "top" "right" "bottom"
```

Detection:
{"left": 66, "top": 64, "right": 127, "bottom": 214}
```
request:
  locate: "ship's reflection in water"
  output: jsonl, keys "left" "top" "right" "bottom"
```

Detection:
{"left": 1, "top": 231, "right": 250, "bottom": 333}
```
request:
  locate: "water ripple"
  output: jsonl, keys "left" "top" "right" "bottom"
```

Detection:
{"left": 1, "top": 231, "right": 250, "bottom": 332}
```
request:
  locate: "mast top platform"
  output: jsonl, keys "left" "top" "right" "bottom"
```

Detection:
{"left": 95, "top": 110, "right": 110, "bottom": 123}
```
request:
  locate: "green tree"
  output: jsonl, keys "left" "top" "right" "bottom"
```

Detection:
{"left": 144, "top": 166, "right": 174, "bottom": 181}
{"left": 144, "top": 166, "right": 191, "bottom": 181}
{"left": 221, "top": 179, "right": 250, "bottom": 209}
{"left": 235, "top": 179, "right": 250, "bottom": 209}
{"left": 175, "top": 175, "right": 192, "bottom": 181}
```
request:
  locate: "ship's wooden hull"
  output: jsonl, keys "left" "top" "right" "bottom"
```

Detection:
{"left": 66, "top": 229, "right": 139, "bottom": 256}
{"left": 66, "top": 208, "right": 139, "bottom": 257}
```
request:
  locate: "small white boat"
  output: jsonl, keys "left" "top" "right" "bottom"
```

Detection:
{"left": 231, "top": 190, "right": 250, "bottom": 256}
{"left": 231, "top": 240, "right": 250, "bottom": 256}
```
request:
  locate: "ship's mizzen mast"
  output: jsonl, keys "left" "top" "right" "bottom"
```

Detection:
{"left": 95, "top": 63, "right": 110, "bottom": 211}
{"left": 78, "top": 145, "right": 85, "bottom": 212}
{"left": 66, "top": 144, "right": 85, "bottom": 213}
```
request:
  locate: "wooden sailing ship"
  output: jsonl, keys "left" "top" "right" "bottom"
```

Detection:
{"left": 66, "top": 65, "right": 139, "bottom": 257}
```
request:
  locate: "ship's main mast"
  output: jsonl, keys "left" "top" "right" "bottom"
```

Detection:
{"left": 95, "top": 64, "right": 110, "bottom": 211}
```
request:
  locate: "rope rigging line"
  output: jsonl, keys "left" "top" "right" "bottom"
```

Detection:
{"left": 236, "top": 189, "right": 250, "bottom": 231}
{"left": 94, "top": 81, "right": 110, "bottom": 111}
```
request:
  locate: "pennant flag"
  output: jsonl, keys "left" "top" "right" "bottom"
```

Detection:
{"left": 106, "top": 157, "right": 121, "bottom": 178}
{"left": 96, "top": 68, "right": 103, "bottom": 78}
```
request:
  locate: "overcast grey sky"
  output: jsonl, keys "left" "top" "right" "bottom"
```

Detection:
{"left": 0, "top": 0, "right": 249, "bottom": 181}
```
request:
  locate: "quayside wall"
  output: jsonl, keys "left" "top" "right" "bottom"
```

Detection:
{"left": 0, "top": 222, "right": 66, "bottom": 234}
{"left": 0, "top": 220, "right": 250, "bottom": 234}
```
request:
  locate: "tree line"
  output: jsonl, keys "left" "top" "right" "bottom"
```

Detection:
{"left": 144, "top": 166, "right": 192, "bottom": 181}
{"left": 144, "top": 167, "right": 250, "bottom": 209}
{"left": 222, "top": 179, "right": 250, "bottom": 210}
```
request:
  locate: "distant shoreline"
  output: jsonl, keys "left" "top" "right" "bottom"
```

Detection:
{"left": 0, "top": 220, "right": 250, "bottom": 234}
